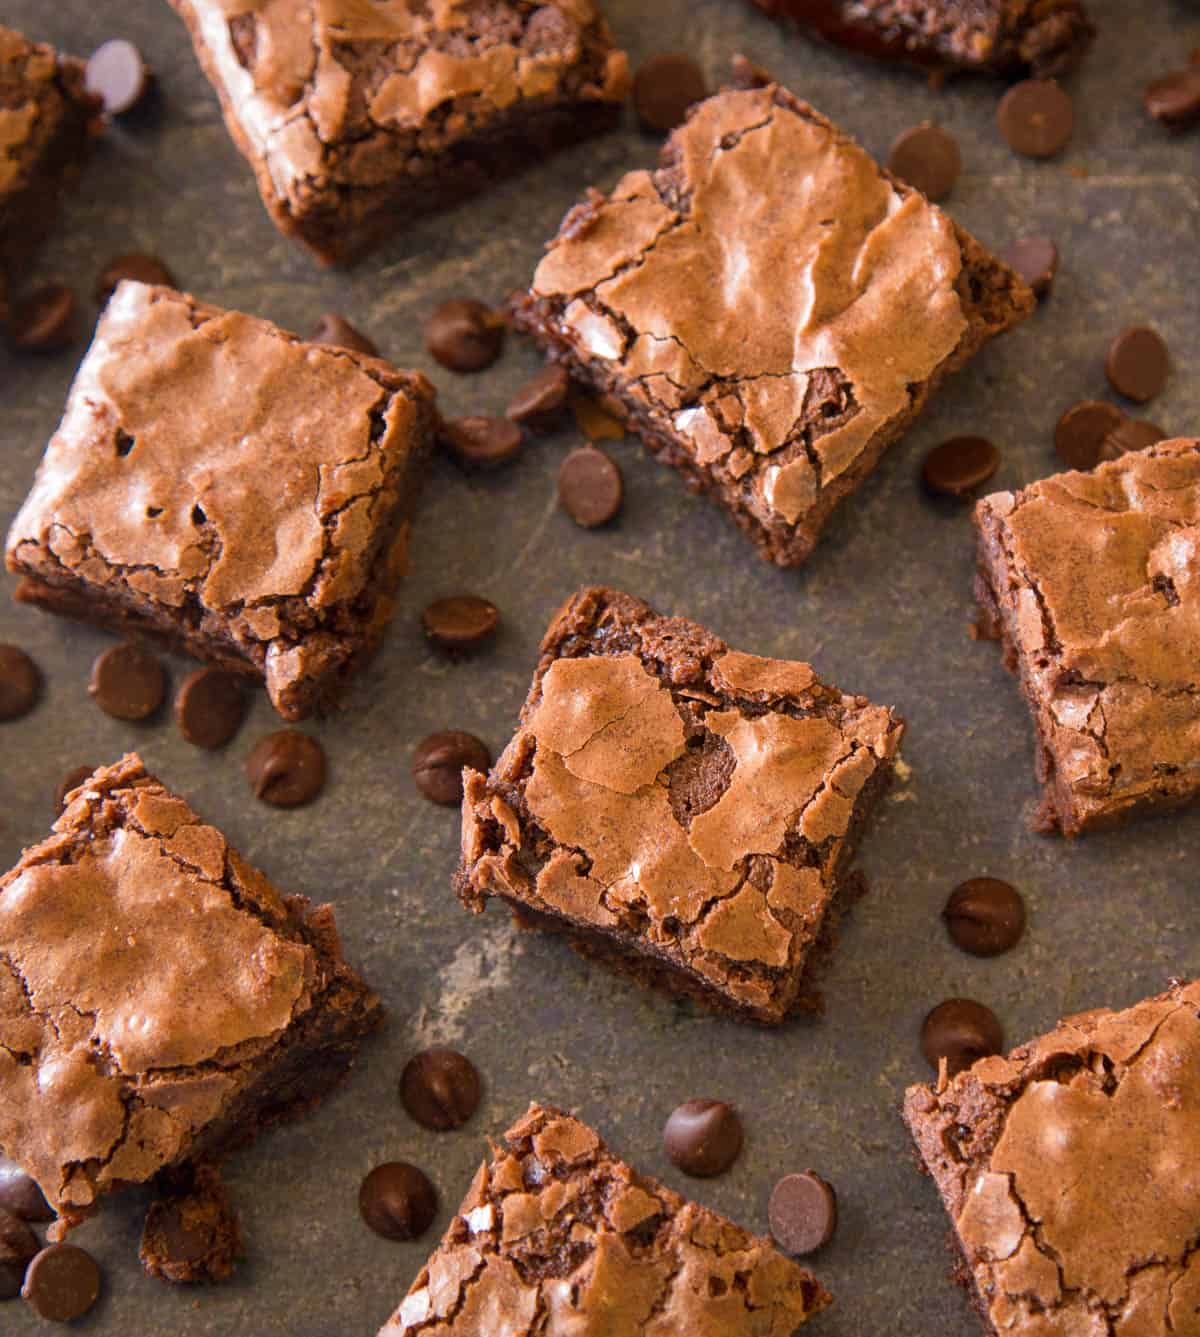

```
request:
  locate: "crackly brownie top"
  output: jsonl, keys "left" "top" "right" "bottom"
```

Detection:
{"left": 381, "top": 1103, "right": 829, "bottom": 1334}
{"left": 183, "top": 0, "right": 628, "bottom": 206}
{"left": 906, "top": 980, "right": 1200, "bottom": 1334}
{"left": 0, "top": 25, "right": 93, "bottom": 197}
{"left": 0, "top": 754, "right": 320, "bottom": 1212}
{"left": 976, "top": 438, "right": 1200, "bottom": 804}
{"left": 528, "top": 85, "right": 970, "bottom": 527}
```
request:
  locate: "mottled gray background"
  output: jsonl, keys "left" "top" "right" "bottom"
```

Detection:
{"left": 1, "top": 1, "right": 1198, "bottom": 1333}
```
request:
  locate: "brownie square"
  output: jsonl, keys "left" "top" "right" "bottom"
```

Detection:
{"left": 5, "top": 280, "right": 436, "bottom": 721}
{"left": 0, "top": 754, "right": 380, "bottom": 1226}
{"left": 512, "top": 82, "right": 1034, "bottom": 568}
{"left": 457, "top": 586, "right": 903, "bottom": 1024}
{"left": 974, "top": 437, "right": 1200, "bottom": 836}
{"left": 378, "top": 1102, "right": 831, "bottom": 1334}
{"left": 904, "top": 980, "right": 1200, "bottom": 1336}
{"left": 168, "top": 0, "right": 630, "bottom": 266}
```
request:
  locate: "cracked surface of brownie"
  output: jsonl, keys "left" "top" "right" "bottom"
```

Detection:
{"left": 378, "top": 1102, "right": 831, "bottom": 1334}
{"left": 0, "top": 754, "right": 381, "bottom": 1225}
{"left": 457, "top": 586, "right": 903, "bottom": 1024}
{"left": 512, "top": 83, "right": 1034, "bottom": 567}
{"left": 973, "top": 438, "right": 1200, "bottom": 836}
{"left": 5, "top": 279, "right": 436, "bottom": 721}
{"left": 904, "top": 980, "right": 1200, "bottom": 1336}
{"left": 168, "top": 0, "right": 630, "bottom": 264}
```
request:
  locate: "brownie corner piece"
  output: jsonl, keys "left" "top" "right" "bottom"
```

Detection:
{"left": 903, "top": 979, "right": 1200, "bottom": 1336}
{"left": 5, "top": 279, "right": 436, "bottom": 721}
{"left": 0, "top": 753, "right": 380, "bottom": 1224}
{"left": 457, "top": 585, "right": 903, "bottom": 1024}
{"left": 169, "top": 0, "right": 630, "bottom": 265}
{"left": 378, "top": 1102, "right": 831, "bottom": 1334}
{"left": 973, "top": 436, "right": 1200, "bottom": 836}
{"left": 512, "top": 82, "right": 1033, "bottom": 567}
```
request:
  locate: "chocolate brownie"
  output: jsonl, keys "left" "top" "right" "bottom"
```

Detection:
{"left": 139, "top": 1164, "right": 242, "bottom": 1285}
{"left": 5, "top": 280, "right": 436, "bottom": 721}
{"left": 747, "top": 0, "right": 1094, "bottom": 77}
{"left": 168, "top": 0, "right": 630, "bottom": 267}
{"left": 973, "top": 438, "right": 1200, "bottom": 836}
{"left": 904, "top": 979, "right": 1200, "bottom": 1336}
{"left": 0, "top": 754, "right": 380, "bottom": 1227}
{"left": 512, "top": 83, "right": 1034, "bottom": 567}
{"left": 457, "top": 586, "right": 904, "bottom": 1024}
{"left": 377, "top": 1103, "right": 831, "bottom": 1334}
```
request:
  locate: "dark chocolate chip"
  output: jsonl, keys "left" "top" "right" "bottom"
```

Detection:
{"left": 1105, "top": 326, "right": 1169, "bottom": 403}
{"left": 9, "top": 284, "right": 78, "bottom": 353}
{"left": 633, "top": 52, "right": 708, "bottom": 133}
{"left": 412, "top": 731, "right": 491, "bottom": 806}
{"left": 921, "top": 436, "right": 1000, "bottom": 499}
{"left": 425, "top": 299, "right": 505, "bottom": 373}
{"left": 85, "top": 38, "right": 152, "bottom": 116}
{"left": 921, "top": 999, "right": 1004, "bottom": 1077}
{"left": 887, "top": 123, "right": 962, "bottom": 201}
{"left": 311, "top": 313, "right": 379, "bottom": 358}
{"left": 663, "top": 1099, "right": 743, "bottom": 1178}
{"left": 440, "top": 416, "right": 523, "bottom": 469}
{"left": 175, "top": 668, "right": 247, "bottom": 750}
{"left": 421, "top": 596, "right": 499, "bottom": 653}
{"left": 0, "top": 1208, "right": 39, "bottom": 1301}
{"left": 21, "top": 1244, "right": 101, "bottom": 1322}
{"left": 0, "top": 645, "right": 41, "bottom": 722}
{"left": 997, "top": 79, "right": 1074, "bottom": 158}
{"left": 1099, "top": 418, "right": 1167, "bottom": 461}
{"left": 571, "top": 392, "right": 627, "bottom": 442}
{"left": 358, "top": 1163, "right": 436, "bottom": 1242}
{"left": 89, "top": 642, "right": 166, "bottom": 721}
{"left": 506, "top": 365, "right": 570, "bottom": 432}
{"left": 55, "top": 765, "right": 96, "bottom": 814}
{"left": 1000, "top": 236, "right": 1058, "bottom": 299}
{"left": 245, "top": 731, "right": 326, "bottom": 808}
{"left": 767, "top": 1173, "right": 838, "bottom": 1257}
{"left": 730, "top": 53, "right": 774, "bottom": 90}
{"left": 942, "top": 878, "right": 1027, "bottom": 957}
{"left": 1054, "top": 399, "right": 1126, "bottom": 470}
{"left": 558, "top": 446, "right": 624, "bottom": 528}
{"left": 0, "top": 1159, "right": 54, "bottom": 1224}
{"left": 400, "top": 1049, "right": 482, "bottom": 1131}
{"left": 1144, "top": 67, "right": 1200, "bottom": 131}
{"left": 95, "top": 253, "right": 175, "bottom": 306}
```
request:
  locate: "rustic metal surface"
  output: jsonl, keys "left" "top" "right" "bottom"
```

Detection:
{"left": 1, "top": 2, "right": 1198, "bottom": 1332}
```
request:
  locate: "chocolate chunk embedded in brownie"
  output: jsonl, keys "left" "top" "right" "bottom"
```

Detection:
{"left": 512, "top": 83, "right": 1034, "bottom": 567}
{"left": 377, "top": 1103, "right": 831, "bottom": 1334}
{"left": 904, "top": 979, "right": 1200, "bottom": 1336}
{"left": 139, "top": 1164, "right": 242, "bottom": 1285}
{"left": 167, "top": 0, "right": 630, "bottom": 266}
{"left": 0, "top": 754, "right": 380, "bottom": 1227}
{"left": 973, "top": 437, "right": 1200, "bottom": 836}
{"left": 5, "top": 280, "right": 436, "bottom": 721}
{"left": 457, "top": 586, "right": 904, "bottom": 1024}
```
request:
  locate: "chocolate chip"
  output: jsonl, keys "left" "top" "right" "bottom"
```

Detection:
{"left": 942, "top": 878, "right": 1026, "bottom": 957}
{"left": 311, "top": 313, "right": 379, "bottom": 358}
{"left": 558, "top": 446, "right": 624, "bottom": 528}
{"left": 0, "top": 645, "right": 41, "bottom": 722}
{"left": 634, "top": 53, "right": 708, "bottom": 133}
{"left": 245, "top": 731, "right": 326, "bottom": 808}
{"left": 1099, "top": 418, "right": 1167, "bottom": 461}
{"left": 1144, "top": 67, "right": 1200, "bottom": 132}
{"left": 412, "top": 731, "right": 491, "bottom": 806}
{"left": 358, "top": 1163, "right": 436, "bottom": 1242}
{"left": 1000, "top": 236, "right": 1058, "bottom": 299}
{"left": 921, "top": 436, "right": 999, "bottom": 499}
{"left": 175, "top": 668, "right": 247, "bottom": 749}
{"left": 425, "top": 299, "right": 505, "bottom": 373}
{"left": 85, "top": 38, "right": 152, "bottom": 116}
{"left": 0, "top": 1159, "right": 54, "bottom": 1224}
{"left": 139, "top": 1165, "right": 241, "bottom": 1285}
{"left": 570, "top": 392, "right": 627, "bottom": 442}
{"left": 440, "top": 416, "right": 523, "bottom": 469}
{"left": 1105, "top": 326, "right": 1169, "bottom": 403}
{"left": 768, "top": 1173, "right": 838, "bottom": 1257}
{"left": 1054, "top": 399, "right": 1126, "bottom": 470}
{"left": 997, "top": 79, "right": 1074, "bottom": 158}
{"left": 21, "top": 1244, "right": 101, "bottom": 1322}
{"left": 55, "top": 765, "right": 96, "bottom": 813}
{"left": 730, "top": 53, "right": 774, "bottom": 90}
{"left": 9, "top": 284, "right": 78, "bottom": 353}
{"left": 887, "top": 123, "right": 962, "bottom": 201}
{"left": 89, "top": 642, "right": 166, "bottom": 721}
{"left": 95, "top": 253, "right": 175, "bottom": 306}
{"left": 421, "top": 596, "right": 499, "bottom": 653}
{"left": 663, "top": 1099, "right": 743, "bottom": 1177}
{"left": 400, "top": 1049, "right": 482, "bottom": 1131}
{"left": 0, "top": 1208, "right": 39, "bottom": 1301}
{"left": 506, "top": 365, "right": 570, "bottom": 432}
{"left": 921, "top": 999, "right": 1004, "bottom": 1077}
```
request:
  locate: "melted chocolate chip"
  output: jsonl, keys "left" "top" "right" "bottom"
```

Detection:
{"left": 887, "top": 123, "right": 962, "bottom": 201}
{"left": 9, "top": 284, "right": 78, "bottom": 353}
{"left": 921, "top": 436, "right": 1000, "bottom": 498}
{"left": 1054, "top": 400, "right": 1126, "bottom": 470}
{"left": 358, "top": 1163, "right": 436, "bottom": 1242}
{"left": 558, "top": 446, "right": 624, "bottom": 527}
{"left": 89, "top": 643, "right": 166, "bottom": 721}
{"left": 506, "top": 365, "right": 570, "bottom": 432}
{"left": 634, "top": 53, "right": 708, "bottom": 133}
{"left": 942, "top": 878, "right": 1027, "bottom": 957}
{"left": 0, "top": 645, "right": 41, "bottom": 722}
{"left": 21, "top": 1244, "right": 101, "bottom": 1322}
{"left": 245, "top": 731, "right": 326, "bottom": 808}
{"left": 425, "top": 299, "right": 505, "bottom": 373}
{"left": 440, "top": 416, "right": 523, "bottom": 469}
{"left": 663, "top": 1099, "right": 743, "bottom": 1177}
{"left": 95, "top": 253, "right": 175, "bottom": 306}
{"left": 85, "top": 39, "right": 153, "bottom": 117}
{"left": 412, "top": 731, "right": 491, "bottom": 806}
{"left": 400, "top": 1049, "right": 482, "bottom": 1131}
{"left": 997, "top": 79, "right": 1074, "bottom": 158}
{"left": 1105, "top": 326, "right": 1169, "bottom": 403}
{"left": 1000, "top": 236, "right": 1058, "bottom": 299}
{"left": 421, "top": 595, "right": 499, "bottom": 653}
{"left": 310, "top": 312, "right": 379, "bottom": 357}
{"left": 921, "top": 999, "right": 1004, "bottom": 1077}
{"left": 768, "top": 1173, "right": 838, "bottom": 1257}
{"left": 175, "top": 668, "right": 247, "bottom": 749}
